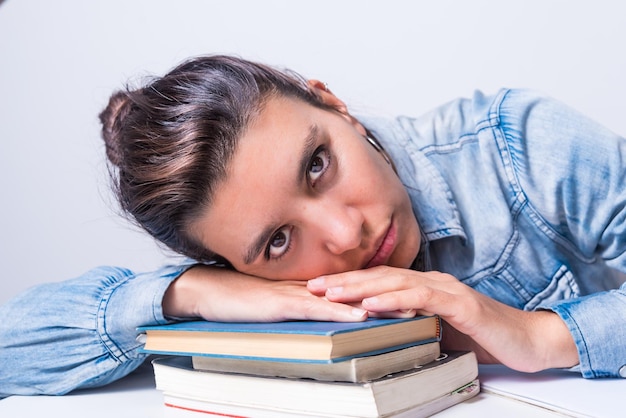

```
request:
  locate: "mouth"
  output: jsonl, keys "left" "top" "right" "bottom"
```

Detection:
{"left": 365, "top": 220, "right": 397, "bottom": 269}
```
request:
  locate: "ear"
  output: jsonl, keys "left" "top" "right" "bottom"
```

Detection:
{"left": 307, "top": 79, "right": 348, "bottom": 112}
{"left": 307, "top": 79, "right": 367, "bottom": 136}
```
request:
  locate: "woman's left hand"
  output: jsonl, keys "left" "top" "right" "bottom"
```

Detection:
{"left": 307, "top": 266, "right": 579, "bottom": 373}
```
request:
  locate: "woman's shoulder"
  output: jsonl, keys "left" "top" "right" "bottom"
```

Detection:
{"left": 359, "top": 88, "right": 514, "bottom": 149}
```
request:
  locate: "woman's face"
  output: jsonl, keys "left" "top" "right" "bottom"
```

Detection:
{"left": 192, "top": 90, "right": 421, "bottom": 280}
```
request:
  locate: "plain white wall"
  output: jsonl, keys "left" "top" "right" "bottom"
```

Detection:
{"left": 1, "top": 0, "right": 625, "bottom": 304}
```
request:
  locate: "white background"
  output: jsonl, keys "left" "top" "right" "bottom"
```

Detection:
{"left": 1, "top": 0, "right": 625, "bottom": 304}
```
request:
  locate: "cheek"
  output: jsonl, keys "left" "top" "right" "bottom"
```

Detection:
{"left": 340, "top": 150, "right": 391, "bottom": 195}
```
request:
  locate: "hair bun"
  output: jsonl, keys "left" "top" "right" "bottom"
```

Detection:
{"left": 99, "top": 90, "right": 133, "bottom": 167}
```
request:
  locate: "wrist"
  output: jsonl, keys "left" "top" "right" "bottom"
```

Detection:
{"left": 530, "top": 310, "right": 579, "bottom": 370}
{"left": 162, "top": 266, "right": 205, "bottom": 319}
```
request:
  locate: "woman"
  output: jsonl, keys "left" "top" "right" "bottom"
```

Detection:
{"left": 1, "top": 55, "right": 625, "bottom": 397}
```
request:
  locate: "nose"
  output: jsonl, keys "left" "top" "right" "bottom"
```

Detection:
{"left": 305, "top": 198, "right": 364, "bottom": 255}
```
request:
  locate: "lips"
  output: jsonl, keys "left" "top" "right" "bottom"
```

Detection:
{"left": 365, "top": 221, "right": 397, "bottom": 269}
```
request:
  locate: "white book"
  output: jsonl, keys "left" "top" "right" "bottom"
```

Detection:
{"left": 162, "top": 379, "right": 480, "bottom": 418}
{"left": 152, "top": 351, "right": 479, "bottom": 418}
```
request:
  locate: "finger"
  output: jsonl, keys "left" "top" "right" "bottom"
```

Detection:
{"left": 319, "top": 270, "right": 426, "bottom": 302}
{"left": 362, "top": 287, "right": 459, "bottom": 317}
{"left": 280, "top": 297, "right": 369, "bottom": 323}
{"left": 368, "top": 309, "right": 418, "bottom": 319}
{"left": 308, "top": 266, "right": 400, "bottom": 292}
{"left": 306, "top": 278, "right": 328, "bottom": 295}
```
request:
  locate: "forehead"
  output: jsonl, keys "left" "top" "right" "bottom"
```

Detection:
{"left": 193, "top": 96, "right": 318, "bottom": 259}
{"left": 233, "top": 96, "right": 314, "bottom": 179}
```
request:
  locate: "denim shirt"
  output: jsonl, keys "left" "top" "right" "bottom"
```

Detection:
{"left": 364, "top": 88, "right": 626, "bottom": 379}
{"left": 1, "top": 89, "right": 624, "bottom": 397}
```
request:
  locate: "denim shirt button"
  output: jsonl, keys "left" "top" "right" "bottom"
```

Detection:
{"left": 619, "top": 365, "right": 626, "bottom": 378}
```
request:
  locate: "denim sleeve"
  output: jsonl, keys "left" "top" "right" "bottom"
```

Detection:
{"left": 548, "top": 283, "right": 626, "bottom": 378}
{"left": 0, "top": 264, "right": 193, "bottom": 397}
{"left": 497, "top": 89, "right": 626, "bottom": 378}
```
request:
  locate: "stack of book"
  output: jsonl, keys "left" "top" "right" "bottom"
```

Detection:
{"left": 138, "top": 316, "right": 480, "bottom": 417}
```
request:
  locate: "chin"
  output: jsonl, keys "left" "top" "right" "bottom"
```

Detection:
{"left": 394, "top": 245, "right": 420, "bottom": 269}
{"left": 386, "top": 255, "right": 413, "bottom": 270}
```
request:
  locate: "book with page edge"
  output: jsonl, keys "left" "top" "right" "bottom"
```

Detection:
{"left": 192, "top": 341, "right": 440, "bottom": 383}
{"left": 151, "top": 351, "right": 478, "bottom": 418}
{"left": 139, "top": 316, "right": 440, "bottom": 362}
{"left": 162, "top": 379, "right": 480, "bottom": 418}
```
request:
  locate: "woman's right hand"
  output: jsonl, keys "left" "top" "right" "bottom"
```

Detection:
{"left": 162, "top": 264, "right": 369, "bottom": 322}
{"left": 307, "top": 266, "right": 579, "bottom": 373}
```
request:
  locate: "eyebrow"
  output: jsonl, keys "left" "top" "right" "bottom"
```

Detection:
{"left": 242, "top": 124, "right": 320, "bottom": 265}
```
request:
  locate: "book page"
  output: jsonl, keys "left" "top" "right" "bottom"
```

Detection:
{"left": 478, "top": 365, "right": 625, "bottom": 417}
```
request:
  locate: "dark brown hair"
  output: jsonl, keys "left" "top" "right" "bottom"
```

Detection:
{"left": 99, "top": 55, "right": 334, "bottom": 262}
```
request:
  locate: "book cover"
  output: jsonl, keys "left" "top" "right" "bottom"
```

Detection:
{"left": 138, "top": 316, "right": 440, "bottom": 362}
{"left": 152, "top": 351, "right": 478, "bottom": 418}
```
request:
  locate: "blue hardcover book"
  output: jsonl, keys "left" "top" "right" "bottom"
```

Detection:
{"left": 138, "top": 316, "right": 440, "bottom": 363}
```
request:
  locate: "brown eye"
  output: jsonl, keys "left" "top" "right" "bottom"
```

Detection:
{"left": 308, "top": 147, "right": 330, "bottom": 185}
{"left": 268, "top": 226, "right": 292, "bottom": 259}
{"left": 271, "top": 231, "right": 287, "bottom": 248}
{"left": 310, "top": 155, "right": 324, "bottom": 173}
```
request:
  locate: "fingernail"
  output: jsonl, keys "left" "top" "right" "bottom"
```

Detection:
{"left": 308, "top": 277, "right": 325, "bottom": 287}
{"left": 351, "top": 308, "right": 367, "bottom": 318}
{"left": 362, "top": 296, "right": 378, "bottom": 307}
{"left": 326, "top": 286, "right": 343, "bottom": 296}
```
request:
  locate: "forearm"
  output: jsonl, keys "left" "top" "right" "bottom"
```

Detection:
{"left": 434, "top": 292, "right": 578, "bottom": 372}
{"left": 163, "top": 264, "right": 367, "bottom": 323}
{"left": 459, "top": 299, "right": 578, "bottom": 372}
{"left": 0, "top": 264, "right": 191, "bottom": 396}
{"left": 162, "top": 264, "right": 260, "bottom": 320}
